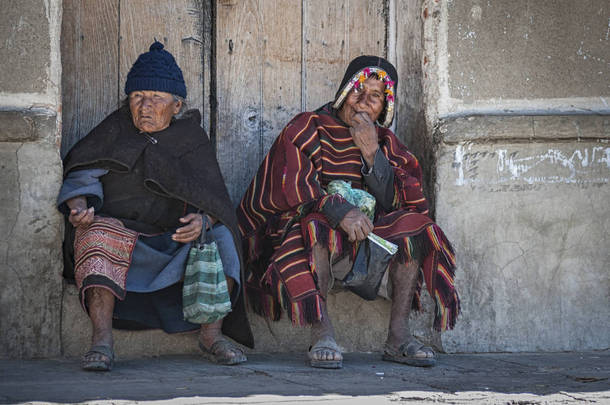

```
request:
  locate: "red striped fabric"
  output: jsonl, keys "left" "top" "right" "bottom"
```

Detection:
{"left": 238, "top": 107, "right": 459, "bottom": 330}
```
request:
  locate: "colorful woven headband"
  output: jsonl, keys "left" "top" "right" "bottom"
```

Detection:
{"left": 332, "top": 66, "right": 395, "bottom": 128}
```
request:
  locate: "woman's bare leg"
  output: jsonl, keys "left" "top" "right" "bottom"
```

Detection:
{"left": 84, "top": 287, "right": 115, "bottom": 363}
{"left": 309, "top": 243, "right": 342, "bottom": 363}
{"left": 386, "top": 260, "right": 433, "bottom": 359}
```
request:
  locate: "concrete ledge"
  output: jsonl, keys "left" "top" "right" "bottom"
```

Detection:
{"left": 439, "top": 115, "right": 610, "bottom": 144}
{"left": 61, "top": 283, "right": 440, "bottom": 358}
{"left": 0, "top": 110, "right": 57, "bottom": 142}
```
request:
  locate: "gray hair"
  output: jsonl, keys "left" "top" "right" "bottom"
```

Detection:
{"left": 172, "top": 94, "right": 187, "bottom": 117}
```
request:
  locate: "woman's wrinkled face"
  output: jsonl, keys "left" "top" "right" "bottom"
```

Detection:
{"left": 129, "top": 90, "right": 182, "bottom": 133}
{"left": 338, "top": 76, "right": 385, "bottom": 127}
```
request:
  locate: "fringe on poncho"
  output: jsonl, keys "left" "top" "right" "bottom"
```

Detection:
{"left": 237, "top": 105, "right": 460, "bottom": 331}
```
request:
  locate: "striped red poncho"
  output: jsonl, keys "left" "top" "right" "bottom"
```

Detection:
{"left": 237, "top": 105, "right": 459, "bottom": 331}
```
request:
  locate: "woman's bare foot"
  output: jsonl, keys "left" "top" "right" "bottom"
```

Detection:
{"left": 199, "top": 320, "right": 246, "bottom": 365}
{"left": 308, "top": 305, "right": 342, "bottom": 368}
{"left": 82, "top": 288, "right": 115, "bottom": 371}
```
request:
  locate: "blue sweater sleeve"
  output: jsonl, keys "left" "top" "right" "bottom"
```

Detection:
{"left": 57, "top": 169, "right": 108, "bottom": 215}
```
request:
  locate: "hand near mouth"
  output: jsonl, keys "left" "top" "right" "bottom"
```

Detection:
{"left": 349, "top": 111, "right": 379, "bottom": 167}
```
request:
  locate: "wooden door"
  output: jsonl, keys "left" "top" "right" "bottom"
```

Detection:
{"left": 61, "top": 0, "right": 211, "bottom": 155}
{"left": 215, "top": 0, "right": 387, "bottom": 202}
{"left": 62, "top": 1, "right": 417, "bottom": 205}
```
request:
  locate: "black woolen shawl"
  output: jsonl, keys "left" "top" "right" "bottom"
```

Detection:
{"left": 62, "top": 106, "right": 253, "bottom": 348}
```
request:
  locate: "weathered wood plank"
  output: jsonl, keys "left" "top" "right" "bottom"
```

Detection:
{"left": 119, "top": 0, "right": 204, "bottom": 117}
{"left": 395, "top": 0, "right": 425, "bottom": 146}
{"left": 345, "top": 1, "right": 386, "bottom": 59}
{"left": 201, "top": 2, "right": 213, "bottom": 137}
{"left": 261, "top": 0, "right": 302, "bottom": 155}
{"left": 304, "top": 0, "right": 386, "bottom": 111}
{"left": 215, "top": 0, "right": 264, "bottom": 203}
{"left": 61, "top": 0, "right": 119, "bottom": 156}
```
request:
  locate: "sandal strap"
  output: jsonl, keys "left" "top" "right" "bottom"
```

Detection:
{"left": 208, "top": 339, "right": 243, "bottom": 356}
{"left": 405, "top": 340, "right": 427, "bottom": 356}
{"left": 385, "top": 338, "right": 434, "bottom": 357}
{"left": 83, "top": 345, "right": 114, "bottom": 360}
{"left": 309, "top": 336, "right": 341, "bottom": 353}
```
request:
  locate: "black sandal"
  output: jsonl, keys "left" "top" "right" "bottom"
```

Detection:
{"left": 199, "top": 339, "right": 247, "bottom": 365}
{"left": 82, "top": 345, "right": 114, "bottom": 371}
{"left": 308, "top": 336, "right": 343, "bottom": 369}
{"left": 382, "top": 338, "right": 436, "bottom": 367}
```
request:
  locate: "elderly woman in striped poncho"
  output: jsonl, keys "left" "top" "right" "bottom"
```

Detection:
{"left": 238, "top": 56, "right": 460, "bottom": 369}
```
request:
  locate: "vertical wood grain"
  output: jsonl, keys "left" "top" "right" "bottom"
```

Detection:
{"left": 216, "top": 0, "right": 387, "bottom": 203}
{"left": 304, "top": 0, "right": 386, "bottom": 110}
{"left": 119, "top": 0, "right": 205, "bottom": 116}
{"left": 215, "top": 0, "right": 302, "bottom": 203}
{"left": 61, "top": 0, "right": 119, "bottom": 156}
{"left": 215, "top": 0, "right": 264, "bottom": 203}
{"left": 201, "top": 2, "right": 213, "bottom": 137}
{"left": 260, "top": 0, "right": 302, "bottom": 156}
{"left": 395, "top": 0, "right": 425, "bottom": 147}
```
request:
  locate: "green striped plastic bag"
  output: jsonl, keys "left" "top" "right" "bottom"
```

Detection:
{"left": 182, "top": 219, "right": 231, "bottom": 324}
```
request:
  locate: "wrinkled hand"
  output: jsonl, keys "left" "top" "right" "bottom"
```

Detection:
{"left": 172, "top": 213, "right": 205, "bottom": 243}
{"left": 67, "top": 196, "right": 95, "bottom": 228}
{"left": 349, "top": 112, "right": 379, "bottom": 167}
{"left": 339, "top": 208, "right": 374, "bottom": 242}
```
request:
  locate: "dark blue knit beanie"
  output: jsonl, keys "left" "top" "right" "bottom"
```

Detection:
{"left": 124, "top": 41, "right": 187, "bottom": 98}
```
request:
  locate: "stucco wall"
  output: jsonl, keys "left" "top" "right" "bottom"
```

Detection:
{"left": 0, "top": 0, "right": 64, "bottom": 358}
{"left": 423, "top": 0, "right": 609, "bottom": 123}
{"left": 2, "top": 0, "right": 608, "bottom": 359}
{"left": 438, "top": 116, "right": 609, "bottom": 352}
{"left": 422, "top": 0, "right": 610, "bottom": 352}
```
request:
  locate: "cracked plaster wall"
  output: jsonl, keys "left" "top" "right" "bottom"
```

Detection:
{"left": 421, "top": 0, "right": 610, "bottom": 352}
{"left": 2, "top": 0, "right": 608, "bottom": 358}
{"left": 0, "top": 0, "right": 63, "bottom": 358}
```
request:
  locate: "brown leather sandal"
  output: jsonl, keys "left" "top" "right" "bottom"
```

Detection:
{"left": 82, "top": 345, "right": 114, "bottom": 372}
{"left": 199, "top": 338, "right": 247, "bottom": 365}
{"left": 308, "top": 336, "right": 343, "bottom": 369}
{"left": 382, "top": 338, "right": 436, "bottom": 367}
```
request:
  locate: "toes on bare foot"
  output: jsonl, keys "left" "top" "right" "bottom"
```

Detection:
{"left": 313, "top": 349, "right": 341, "bottom": 361}
{"left": 85, "top": 353, "right": 107, "bottom": 362}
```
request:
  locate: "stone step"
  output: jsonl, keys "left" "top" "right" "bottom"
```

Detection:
{"left": 61, "top": 282, "right": 438, "bottom": 358}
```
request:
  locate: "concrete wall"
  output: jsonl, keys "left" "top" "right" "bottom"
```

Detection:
{"left": 61, "top": 280, "right": 441, "bottom": 358}
{"left": 0, "top": 0, "right": 64, "bottom": 358}
{"left": 422, "top": 0, "right": 610, "bottom": 352}
{"left": 423, "top": 0, "right": 609, "bottom": 123}
{"left": 2, "top": 0, "right": 608, "bottom": 359}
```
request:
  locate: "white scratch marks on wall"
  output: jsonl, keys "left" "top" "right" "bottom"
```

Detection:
{"left": 598, "top": 147, "right": 610, "bottom": 167}
{"left": 470, "top": 5, "right": 482, "bottom": 21}
{"left": 497, "top": 147, "right": 609, "bottom": 184}
{"left": 576, "top": 40, "right": 607, "bottom": 63}
{"left": 453, "top": 144, "right": 610, "bottom": 187}
{"left": 454, "top": 143, "right": 466, "bottom": 186}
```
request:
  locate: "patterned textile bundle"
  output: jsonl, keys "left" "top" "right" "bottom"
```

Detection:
{"left": 182, "top": 240, "right": 232, "bottom": 324}
{"left": 73, "top": 217, "right": 138, "bottom": 310}
{"left": 237, "top": 104, "right": 460, "bottom": 330}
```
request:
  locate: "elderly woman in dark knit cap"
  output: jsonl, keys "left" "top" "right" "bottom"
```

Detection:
{"left": 58, "top": 42, "right": 252, "bottom": 371}
{"left": 238, "top": 56, "right": 460, "bottom": 369}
